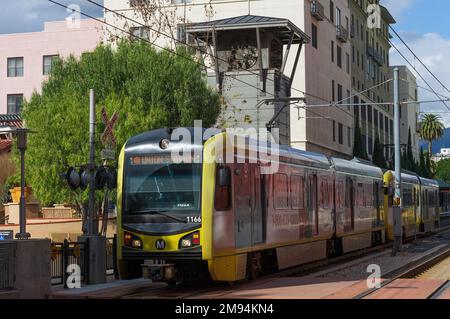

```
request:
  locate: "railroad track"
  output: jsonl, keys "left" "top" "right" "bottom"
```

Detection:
{"left": 353, "top": 246, "right": 450, "bottom": 299}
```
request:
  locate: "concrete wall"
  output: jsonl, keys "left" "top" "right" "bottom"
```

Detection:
{"left": 0, "top": 19, "right": 103, "bottom": 114}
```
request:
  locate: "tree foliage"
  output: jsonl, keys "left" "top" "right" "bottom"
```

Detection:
{"left": 372, "top": 134, "right": 386, "bottom": 168}
{"left": 353, "top": 119, "right": 368, "bottom": 160}
{"left": 419, "top": 114, "right": 445, "bottom": 156}
{"left": 436, "top": 159, "right": 450, "bottom": 183}
{"left": 10, "top": 40, "right": 221, "bottom": 206}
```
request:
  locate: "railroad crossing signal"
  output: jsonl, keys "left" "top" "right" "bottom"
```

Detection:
{"left": 100, "top": 107, "right": 118, "bottom": 147}
{"left": 63, "top": 166, "right": 117, "bottom": 191}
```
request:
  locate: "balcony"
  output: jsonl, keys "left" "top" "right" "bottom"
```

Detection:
{"left": 367, "top": 45, "right": 384, "bottom": 66}
{"left": 311, "top": 0, "right": 325, "bottom": 21}
{"left": 336, "top": 25, "right": 348, "bottom": 43}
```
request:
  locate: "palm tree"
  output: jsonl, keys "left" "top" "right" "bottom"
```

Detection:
{"left": 419, "top": 114, "right": 445, "bottom": 157}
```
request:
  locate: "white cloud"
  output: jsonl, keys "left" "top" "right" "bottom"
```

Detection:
{"left": 390, "top": 32, "right": 450, "bottom": 127}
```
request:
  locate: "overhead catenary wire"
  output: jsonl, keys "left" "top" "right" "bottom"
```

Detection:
{"left": 390, "top": 26, "right": 450, "bottom": 96}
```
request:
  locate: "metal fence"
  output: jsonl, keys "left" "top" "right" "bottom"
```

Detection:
{"left": 51, "top": 236, "right": 117, "bottom": 286}
{"left": 51, "top": 240, "right": 89, "bottom": 287}
{"left": 0, "top": 242, "right": 15, "bottom": 290}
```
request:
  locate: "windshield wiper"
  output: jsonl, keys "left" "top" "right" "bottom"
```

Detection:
{"left": 133, "top": 210, "right": 187, "bottom": 223}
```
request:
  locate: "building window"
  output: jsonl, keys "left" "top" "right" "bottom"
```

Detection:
{"left": 346, "top": 53, "right": 350, "bottom": 74}
{"left": 347, "top": 127, "right": 351, "bottom": 147}
{"left": 338, "top": 122, "right": 343, "bottom": 145}
{"left": 43, "top": 55, "right": 59, "bottom": 75}
{"left": 337, "top": 45, "right": 342, "bottom": 68}
{"left": 130, "top": 26, "right": 151, "bottom": 41}
{"left": 312, "top": 24, "right": 318, "bottom": 49}
{"left": 333, "top": 120, "right": 336, "bottom": 142}
{"left": 331, "top": 41, "right": 334, "bottom": 62}
{"left": 7, "top": 57, "right": 24, "bottom": 77}
{"left": 330, "top": 1, "right": 334, "bottom": 23}
{"left": 368, "top": 105, "right": 372, "bottom": 124}
{"left": 7, "top": 94, "right": 23, "bottom": 114}
{"left": 337, "top": 84, "right": 343, "bottom": 103}
{"left": 332, "top": 80, "right": 335, "bottom": 102}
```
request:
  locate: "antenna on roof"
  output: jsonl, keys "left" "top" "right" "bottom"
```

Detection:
{"left": 248, "top": 0, "right": 251, "bottom": 15}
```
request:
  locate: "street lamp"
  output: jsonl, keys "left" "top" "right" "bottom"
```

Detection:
{"left": 0, "top": 126, "right": 33, "bottom": 240}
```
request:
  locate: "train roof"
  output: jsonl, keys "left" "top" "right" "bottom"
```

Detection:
{"left": 331, "top": 157, "right": 383, "bottom": 179}
{"left": 419, "top": 177, "right": 440, "bottom": 188}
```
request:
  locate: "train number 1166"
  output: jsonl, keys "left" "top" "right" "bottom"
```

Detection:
{"left": 186, "top": 216, "right": 202, "bottom": 223}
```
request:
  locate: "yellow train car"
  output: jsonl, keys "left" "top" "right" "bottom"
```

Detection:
{"left": 116, "top": 128, "right": 386, "bottom": 285}
{"left": 383, "top": 171, "right": 421, "bottom": 240}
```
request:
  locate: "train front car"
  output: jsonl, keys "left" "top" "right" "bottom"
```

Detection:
{"left": 418, "top": 177, "right": 440, "bottom": 232}
{"left": 383, "top": 171, "right": 421, "bottom": 240}
{"left": 116, "top": 128, "right": 209, "bottom": 285}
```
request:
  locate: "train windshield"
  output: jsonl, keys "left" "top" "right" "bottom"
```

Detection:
{"left": 124, "top": 158, "right": 202, "bottom": 214}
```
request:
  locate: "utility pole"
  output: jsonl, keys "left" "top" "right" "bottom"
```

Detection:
{"left": 77, "top": 89, "right": 106, "bottom": 285}
{"left": 88, "top": 89, "right": 97, "bottom": 236}
{"left": 392, "top": 67, "right": 402, "bottom": 256}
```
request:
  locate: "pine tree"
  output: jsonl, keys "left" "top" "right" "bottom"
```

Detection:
{"left": 406, "top": 128, "right": 415, "bottom": 172}
{"left": 372, "top": 134, "right": 386, "bottom": 168}
{"left": 353, "top": 119, "right": 369, "bottom": 160}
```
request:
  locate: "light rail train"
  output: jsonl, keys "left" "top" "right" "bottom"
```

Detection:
{"left": 116, "top": 128, "right": 441, "bottom": 285}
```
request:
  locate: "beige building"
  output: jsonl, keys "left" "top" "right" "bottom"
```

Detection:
{"left": 104, "top": 0, "right": 353, "bottom": 158}
{"left": 391, "top": 65, "right": 420, "bottom": 159}
{"left": 348, "top": 0, "right": 396, "bottom": 160}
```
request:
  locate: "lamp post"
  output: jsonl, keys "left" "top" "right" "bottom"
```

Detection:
{"left": 0, "top": 126, "right": 33, "bottom": 240}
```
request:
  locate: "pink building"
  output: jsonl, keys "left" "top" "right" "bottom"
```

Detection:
{"left": 0, "top": 19, "right": 103, "bottom": 114}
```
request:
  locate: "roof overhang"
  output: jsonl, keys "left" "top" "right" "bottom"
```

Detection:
{"left": 185, "top": 15, "right": 310, "bottom": 45}
{"left": 380, "top": 5, "right": 396, "bottom": 24}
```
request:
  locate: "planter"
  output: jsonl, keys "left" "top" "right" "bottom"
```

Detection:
{"left": 9, "top": 187, "right": 32, "bottom": 204}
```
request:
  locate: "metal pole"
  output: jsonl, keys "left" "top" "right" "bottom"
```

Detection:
{"left": 392, "top": 67, "right": 402, "bottom": 256}
{"left": 88, "top": 89, "right": 96, "bottom": 236}
{"left": 16, "top": 130, "right": 30, "bottom": 240}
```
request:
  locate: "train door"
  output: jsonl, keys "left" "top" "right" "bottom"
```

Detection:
{"left": 374, "top": 181, "right": 381, "bottom": 226}
{"left": 234, "top": 162, "right": 253, "bottom": 249}
{"left": 306, "top": 173, "right": 318, "bottom": 237}
{"left": 344, "top": 177, "right": 355, "bottom": 232}
{"left": 252, "top": 165, "right": 264, "bottom": 245}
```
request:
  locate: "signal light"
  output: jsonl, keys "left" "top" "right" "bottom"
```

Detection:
{"left": 62, "top": 166, "right": 117, "bottom": 191}
{"left": 65, "top": 167, "right": 80, "bottom": 190}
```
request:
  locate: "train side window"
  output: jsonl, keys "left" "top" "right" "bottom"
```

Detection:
{"left": 337, "top": 181, "right": 344, "bottom": 208}
{"left": 290, "top": 175, "right": 304, "bottom": 209}
{"left": 214, "top": 166, "right": 231, "bottom": 211}
{"left": 274, "top": 173, "right": 289, "bottom": 209}
{"left": 320, "top": 178, "right": 329, "bottom": 208}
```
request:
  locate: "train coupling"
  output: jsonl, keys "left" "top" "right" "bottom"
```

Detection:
{"left": 142, "top": 262, "right": 177, "bottom": 283}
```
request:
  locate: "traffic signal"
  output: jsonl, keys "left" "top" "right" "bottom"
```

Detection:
{"left": 65, "top": 167, "right": 80, "bottom": 190}
{"left": 62, "top": 166, "right": 117, "bottom": 191}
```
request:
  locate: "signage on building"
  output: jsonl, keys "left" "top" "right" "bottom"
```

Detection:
{"left": 0, "top": 230, "right": 14, "bottom": 241}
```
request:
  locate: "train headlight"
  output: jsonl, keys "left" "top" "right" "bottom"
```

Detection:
{"left": 181, "top": 239, "right": 192, "bottom": 248}
{"left": 132, "top": 239, "right": 142, "bottom": 248}
{"left": 159, "top": 139, "right": 170, "bottom": 150}
{"left": 124, "top": 232, "right": 143, "bottom": 249}
{"left": 179, "top": 232, "right": 200, "bottom": 249}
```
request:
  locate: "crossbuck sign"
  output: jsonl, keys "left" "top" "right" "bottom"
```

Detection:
{"left": 101, "top": 107, "right": 118, "bottom": 147}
